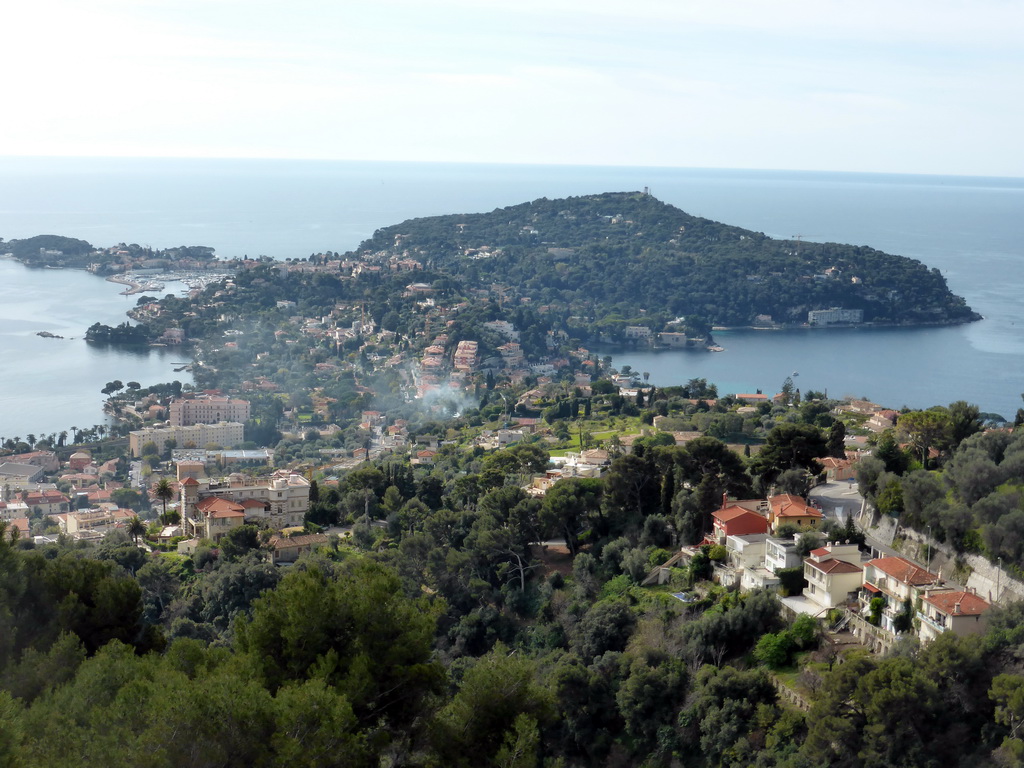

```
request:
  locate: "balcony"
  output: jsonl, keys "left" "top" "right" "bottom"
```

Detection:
{"left": 917, "top": 611, "right": 946, "bottom": 634}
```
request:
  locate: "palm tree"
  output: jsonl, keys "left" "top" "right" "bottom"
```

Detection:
{"left": 127, "top": 515, "right": 146, "bottom": 545}
{"left": 154, "top": 477, "right": 175, "bottom": 525}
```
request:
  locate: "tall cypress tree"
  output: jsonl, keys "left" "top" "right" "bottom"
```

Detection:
{"left": 661, "top": 471, "right": 675, "bottom": 517}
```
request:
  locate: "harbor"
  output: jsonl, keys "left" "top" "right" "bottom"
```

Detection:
{"left": 106, "top": 269, "right": 233, "bottom": 296}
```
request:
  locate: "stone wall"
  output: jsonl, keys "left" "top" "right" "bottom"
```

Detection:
{"left": 865, "top": 515, "right": 1024, "bottom": 605}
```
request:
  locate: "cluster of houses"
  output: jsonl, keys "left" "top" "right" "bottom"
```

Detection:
{"left": 702, "top": 494, "right": 992, "bottom": 648}
{"left": 528, "top": 449, "right": 613, "bottom": 495}
{"left": 0, "top": 449, "right": 140, "bottom": 542}
{"left": 148, "top": 461, "right": 326, "bottom": 564}
{"left": 413, "top": 321, "right": 586, "bottom": 401}
{"left": 0, "top": 441, "right": 327, "bottom": 564}
{"left": 621, "top": 325, "right": 707, "bottom": 348}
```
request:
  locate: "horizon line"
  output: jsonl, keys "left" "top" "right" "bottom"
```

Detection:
{"left": 0, "top": 154, "right": 1021, "bottom": 183}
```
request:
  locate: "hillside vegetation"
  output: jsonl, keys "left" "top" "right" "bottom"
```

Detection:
{"left": 356, "top": 191, "right": 978, "bottom": 328}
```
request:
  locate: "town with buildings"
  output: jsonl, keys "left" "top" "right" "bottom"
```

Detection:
{"left": 0, "top": 196, "right": 1018, "bottom": 764}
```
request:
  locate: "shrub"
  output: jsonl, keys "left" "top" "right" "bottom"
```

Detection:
{"left": 754, "top": 631, "right": 795, "bottom": 668}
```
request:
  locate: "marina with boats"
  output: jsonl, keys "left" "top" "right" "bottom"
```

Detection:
{"left": 107, "top": 269, "right": 233, "bottom": 296}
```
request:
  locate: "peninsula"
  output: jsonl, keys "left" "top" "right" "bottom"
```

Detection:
{"left": 353, "top": 191, "right": 980, "bottom": 335}
{"left": 51, "top": 191, "right": 978, "bottom": 355}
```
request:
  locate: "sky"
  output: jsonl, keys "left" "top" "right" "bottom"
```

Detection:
{"left": 4, "top": 0, "right": 1023, "bottom": 176}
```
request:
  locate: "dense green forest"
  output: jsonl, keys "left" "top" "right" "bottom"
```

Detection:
{"left": 1, "top": 234, "right": 94, "bottom": 264}
{"left": 354, "top": 192, "right": 979, "bottom": 329}
{"left": 2, "top": 234, "right": 219, "bottom": 269}
{"left": 85, "top": 321, "right": 152, "bottom": 345}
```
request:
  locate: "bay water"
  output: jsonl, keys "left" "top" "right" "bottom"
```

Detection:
{"left": 0, "top": 158, "right": 1022, "bottom": 436}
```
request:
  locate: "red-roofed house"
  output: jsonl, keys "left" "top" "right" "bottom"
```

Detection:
{"left": 736, "top": 393, "right": 769, "bottom": 404}
{"left": 267, "top": 533, "right": 329, "bottom": 564}
{"left": 180, "top": 472, "right": 310, "bottom": 538}
{"left": 768, "top": 494, "right": 824, "bottom": 532}
{"left": 86, "top": 488, "right": 114, "bottom": 505}
{"left": 712, "top": 505, "right": 769, "bottom": 544}
{"left": 5, "top": 517, "right": 30, "bottom": 539}
{"left": 820, "top": 456, "right": 855, "bottom": 482}
{"left": 867, "top": 410, "right": 899, "bottom": 432}
{"left": 68, "top": 451, "right": 92, "bottom": 472}
{"left": 411, "top": 449, "right": 436, "bottom": 466}
{"left": 861, "top": 556, "right": 940, "bottom": 634}
{"left": 918, "top": 589, "right": 991, "bottom": 643}
{"left": 191, "top": 497, "right": 246, "bottom": 541}
{"left": 802, "top": 542, "right": 863, "bottom": 610}
{"left": 21, "top": 490, "right": 70, "bottom": 516}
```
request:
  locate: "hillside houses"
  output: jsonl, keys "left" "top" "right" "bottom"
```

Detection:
{"left": 676, "top": 488, "right": 994, "bottom": 648}
{"left": 802, "top": 542, "right": 863, "bottom": 610}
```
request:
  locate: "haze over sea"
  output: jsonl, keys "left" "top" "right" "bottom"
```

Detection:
{"left": 1, "top": 157, "right": 1022, "bottom": 437}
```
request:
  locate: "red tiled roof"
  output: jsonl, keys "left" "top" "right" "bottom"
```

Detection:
{"left": 922, "top": 591, "right": 990, "bottom": 616}
{"left": 868, "top": 556, "right": 939, "bottom": 586}
{"left": 196, "top": 497, "right": 245, "bottom": 517}
{"left": 771, "top": 494, "right": 824, "bottom": 519}
{"left": 24, "top": 491, "right": 68, "bottom": 503}
{"left": 714, "top": 505, "right": 765, "bottom": 524}
{"left": 807, "top": 557, "right": 862, "bottom": 575}
{"left": 821, "top": 457, "right": 850, "bottom": 468}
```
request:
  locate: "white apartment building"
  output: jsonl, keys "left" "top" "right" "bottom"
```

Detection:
{"left": 169, "top": 395, "right": 251, "bottom": 427}
{"left": 807, "top": 307, "right": 864, "bottom": 325}
{"left": 129, "top": 422, "right": 245, "bottom": 457}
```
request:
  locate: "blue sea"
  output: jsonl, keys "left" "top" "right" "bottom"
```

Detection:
{"left": 1, "top": 157, "right": 1022, "bottom": 436}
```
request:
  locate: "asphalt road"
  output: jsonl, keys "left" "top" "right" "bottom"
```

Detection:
{"left": 808, "top": 480, "right": 925, "bottom": 565}
{"left": 807, "top": 480, "right": 863, "bottom": 525}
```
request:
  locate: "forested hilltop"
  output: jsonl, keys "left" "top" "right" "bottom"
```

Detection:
{"left": 356, "top": 191, "right": 978, "bottom": 328}
{"left": 1, "top": 233, "right": 220, "bottom": 272}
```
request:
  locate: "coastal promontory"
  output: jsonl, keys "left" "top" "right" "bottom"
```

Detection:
{"left": 355, "top": 191, "right": 979, "bottom": 332}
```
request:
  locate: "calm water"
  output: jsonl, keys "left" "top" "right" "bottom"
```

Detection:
{"left": 0, "top": 260, "right": 193, "bottom": 439}
{"left": 0, "top": 158, "right": 1022, "bottom": 434}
